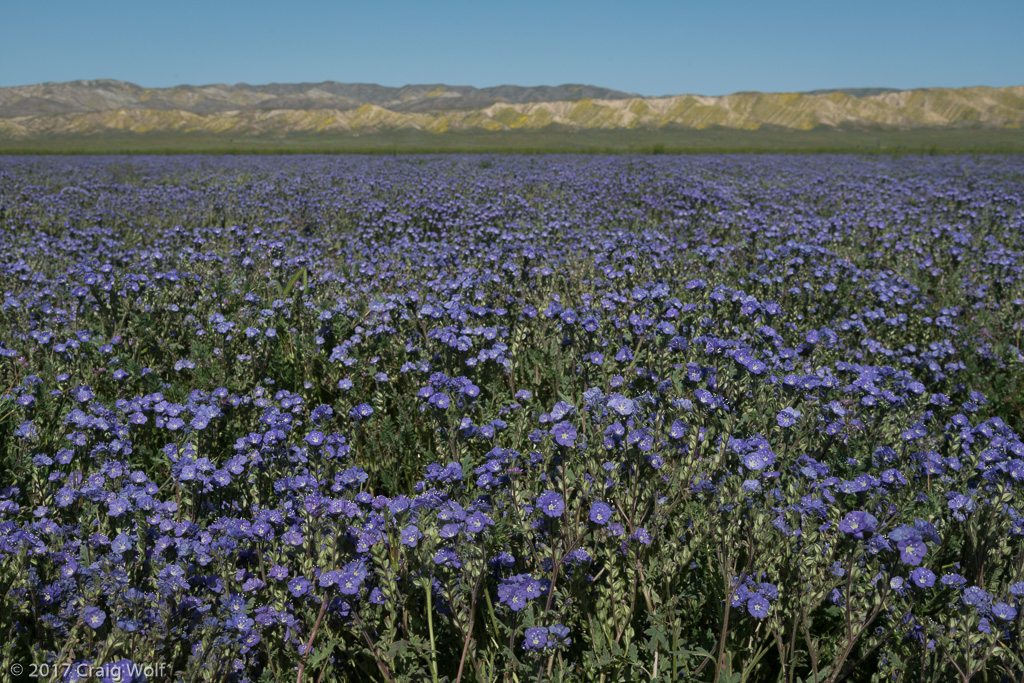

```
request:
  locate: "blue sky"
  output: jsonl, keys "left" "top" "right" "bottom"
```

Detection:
{"left": 2, "top": 0, "right": 1021, "bottom": 95}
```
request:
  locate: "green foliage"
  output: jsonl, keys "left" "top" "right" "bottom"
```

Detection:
{"left": 2, "top": 127, "right": 1024, "bottom": 155}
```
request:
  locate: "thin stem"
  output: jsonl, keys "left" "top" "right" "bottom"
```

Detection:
{"left": 296, "top": 598, "right": 329, "bottom": 683}
{"left": 426, "top": 579, "right": 439, "bottom": 683}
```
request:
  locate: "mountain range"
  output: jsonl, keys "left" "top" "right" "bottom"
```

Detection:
{"left": 1, "top": 79, "right": 1022, "bottom": 139}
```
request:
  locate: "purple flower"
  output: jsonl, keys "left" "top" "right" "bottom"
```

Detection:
{"left": 498, "top": 574, "right": 548, "bottom": 611}
{"left": 15, "top": 421, "right": 37, "bottom": 439}
{"left": 351, "top": 403, "right": 374, "bottom": 419}
{"left": 400, "top": 525, "right": 423, "bottom": 547}
{"left": 433, "top": 548, "right": 461, "bottom": 568}
{"left": 946, "top": 493, "right": 976, "bottom": 521}
{"left": 337, "top": 562, "right": 366, "bottom": 595}
{"left": 536, "top": 490, "right": 565, "bottom": 518}
{"left": 962, "top": 586, "right": 989, "bottom": 607}
{"left": 506, "top": 591, "right": 527, "bottom": 611}
{"left": 319, "top": 570, "right": 341, "bottom": 588}
{"left": 550, "top": 401, "right": 575, "bottom": 420}
{"left": 551, "top": 421, "right": 577, "bottom": 447}
{"left": 747, "top": 593, "right": 770, "bottom": 618}
{"left": 898, "top": 537, "right": 927, "bottom": 566}
{"left": 72, "top": 385, "right": 94, "bottom": 403}
{"left": 311, "top": 404, "right": 334, "bottom": 423}
{"left": 776, "top": 407, "right": 801, "bottom": 428}
{"left": 288, "top": 577, "right": 310, "bottom": 597}
{"left": 589, "top": 501, "right": 612, "bottom": 525}
{"left": 54, "top": 485, "right": 76, "bottom": 507}
{"left": 107, "top": 497, "right": 129, "bottom": 517}
{"left": 992, "top": 602, "right": 1017, "bottom": 621}
{"left": 225, "top": 594, "right": 246, "bottom": 613}
{"left": 910, "top": 568, "right": 936, "bottom": 588}
{"left": 111, "top": 532, "right": 133, "bottom": 554}
{"left": 101, "top": 660, "right": 143, "bottom": 683}
{"left": 838, "top": 511, "right": 877, "bottom": 539}
{"left": 942, "top": 573, "right": 967, "bottom": 588}
{"left": 523, "top": 626, "right": 549, "bottom": 651}
{"left": 548, "top": 623, "right": 571, "bottom": 646}
{"left": 83, "top": 606, "right": 106, "bottom": 629}
{"left": 465, "top": 511, "right": 493, "bottom": 534}
{"left": 606, "top": 393, "right": 635, "bottom": 416}
{"left": 742, "top": 449, "right": 775, "bottom": 471}
{"left": 631, "top": 527, "right": 652, "bottom": 546}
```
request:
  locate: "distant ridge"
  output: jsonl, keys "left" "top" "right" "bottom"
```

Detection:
{"left": 801, "top": 88, "right": 902, "bottom": 97}
{"left": 1, "top": 80, "right": 1022, "bottom": 139}
{"left": 0, "top": 80, "right": 639, "bottom": 117}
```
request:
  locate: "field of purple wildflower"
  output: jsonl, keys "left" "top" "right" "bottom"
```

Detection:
{"left": 1, "top": 154, "right": 1023, "bottom": 682}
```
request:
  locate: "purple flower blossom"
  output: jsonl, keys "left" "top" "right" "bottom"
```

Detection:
{"left": 747, "top": 593, "right": 770, "bottom": 619}
{"left": 523, "top": 626, "right": 549, "bottom": 651}
{"left": 401, "top": 525, "right": 423, "bottom": 547}
{"left": 992, "top": 602, "right": 1017, "bottom": 621}
{"left": 910, "top": 567, "right": 936, "bottom": 588}
{"left": 83, "top": 606, "right": 106, "bottom": 629}
{"left": 288, "top": 577, "right": 310, "bottom": 597}
{"left": 776, "top": 407, "right": 801, "bottom": 428}
{"left": 551, "top": 421, "right": 577, "bottom": 447}
{"left": 337, "top": 562, "right": 367, "bottom": 595}
{"left": 71, "top": 385, "right": 94, "bottom": 403}
{"left": 536, "top": 490, "right": 565, "bottom": 518}
{"left": 606, "top": 393, "right": 635, "bottom": 415}
{"left": 351, "top": 403, "right": 374, "bottom": 419}
{"left": 962, "top": 586, "right": 989, "bottom": 608}
{"left": 898, "top": 537, "right": 927, "bottom": 566}
{"left": 498, "top": 574, "right": 548, "bottom": 611}
{"left": 838, "top": 511, "right": 877, "bottom": 540}
{"left": 589, "top": 501, "right": 612, "bottom": 525}
{"left": 465, "top": 511, "right": 493, "bottom": 534}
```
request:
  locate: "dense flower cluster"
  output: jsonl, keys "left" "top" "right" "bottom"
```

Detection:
{"left": 0, "top": 154, "right": 1022, "bottom": 681}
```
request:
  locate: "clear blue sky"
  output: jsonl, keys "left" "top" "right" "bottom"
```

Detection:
{"left": 2, "top": 0, "right": 1021, "bottom": 95}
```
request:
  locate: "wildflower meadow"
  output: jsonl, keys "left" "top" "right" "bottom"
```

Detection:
{"left": 1, "top": 154, "right": 1022, "bottom": 682}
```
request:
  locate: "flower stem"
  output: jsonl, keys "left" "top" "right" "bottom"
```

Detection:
{"left": 426, "top": 579, "right": 439, "bottom": 683}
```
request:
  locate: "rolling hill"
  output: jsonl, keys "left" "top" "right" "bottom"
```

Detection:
{"left": 1, "top": 80, "right": 1022, "bottom": 152}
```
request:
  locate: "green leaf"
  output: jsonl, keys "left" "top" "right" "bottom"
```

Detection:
{"left": 280, "top": 267, "right": 308, "bottom": 298}
{"left": 307, "top": 638, "right": 341, "bottom": 670}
